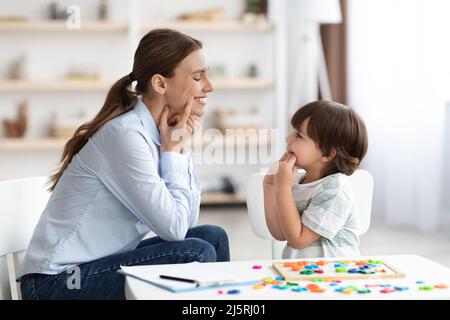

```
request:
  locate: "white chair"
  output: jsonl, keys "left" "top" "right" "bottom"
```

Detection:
{"left": 246, "top": 169, "right": 374, "bottom": 259}
{"left": 0, "top": 177, "right": 50, "bottom": 300}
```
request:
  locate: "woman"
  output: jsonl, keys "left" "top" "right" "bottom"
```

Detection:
{"left": 18, "top": 29, "right": 230, "bottom": 300}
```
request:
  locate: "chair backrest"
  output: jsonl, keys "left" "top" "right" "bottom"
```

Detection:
{"left": 345, "top": 169, "right": 374, "bottom": 235}
{"left": 0, "top": 176, "right": 50, "bottom": 299}
{"left": 245, "top": 171, "right": 272, "bottom": 239}
{"left": 245, "top": 169, "right": 374, "bottom": 241}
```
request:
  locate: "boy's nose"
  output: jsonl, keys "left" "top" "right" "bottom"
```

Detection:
{"left": 285, "top": 135, "right": 291, "bottom": 144}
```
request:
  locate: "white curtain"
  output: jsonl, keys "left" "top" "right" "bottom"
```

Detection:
{"left": 347, "top": 0, "right": 450, "bottom": 231}
{"left": 286, "top": 0, "right": 342, "bottom": 114}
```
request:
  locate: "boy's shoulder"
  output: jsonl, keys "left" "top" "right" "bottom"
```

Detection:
{"left": 303, "top": 175, "right": 354, "bottom": 215}
{"left": 308, "top": 173, "right": 353, "bottom": 202}
{"left": 320, "top": 173, "right": 346, "bottom": 191}
{"left": 296, "top": 172, "right": 345, "bottom": 191}
{"left": 292, "top": 173, "right": 348, "bottom": 203}
{"left": 313, "top": 174, "right": 356, "bottom": 208}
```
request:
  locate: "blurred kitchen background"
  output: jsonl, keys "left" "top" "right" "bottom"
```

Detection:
{"left": 1, "top": 0, "right": 450, "bottom": 267}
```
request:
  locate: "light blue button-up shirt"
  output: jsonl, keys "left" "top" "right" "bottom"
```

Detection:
{"left": 19, "top": 96, "right": 201, "bottom": 277}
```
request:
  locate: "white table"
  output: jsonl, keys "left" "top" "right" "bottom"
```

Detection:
{"left": 125, "top": 255, "right": 450, "bottom": 300}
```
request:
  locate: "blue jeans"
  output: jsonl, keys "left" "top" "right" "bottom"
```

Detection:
{"left": 20, "top": 224, "right": 229, "bottom": 300}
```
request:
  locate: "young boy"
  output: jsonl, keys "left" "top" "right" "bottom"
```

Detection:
{"left": 264, "top": 101, "right": 368, "bottom": 258}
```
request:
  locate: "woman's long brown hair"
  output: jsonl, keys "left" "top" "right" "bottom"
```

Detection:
{"left": 48, "top": 29, "right": 202, "bottom": 191}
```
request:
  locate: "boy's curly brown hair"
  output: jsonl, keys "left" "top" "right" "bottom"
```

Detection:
{"left": 291, "top": 100, "right": 368, "bottom": 176}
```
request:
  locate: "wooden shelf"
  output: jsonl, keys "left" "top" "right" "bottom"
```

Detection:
{"left": 199, "top": 134, "right": 272, "bottom": 148}
{"left": 141, "top": 20, "right": 274, "bottom": 33}
{"left": 0, "top": 138, "right": 67, "bottom": 152}
{"left": 0, "top": 20, "right": 127, "bottom": 32}
{"left": 0, "top": 78, "right": 274, "bottom": 92}
{"left": 0, "top": 20, "right": 274, "bottom": 33}
{"left": 200, "top": 193, "right": 246, "bottom": 205}
{"left": 0, "top": 80, "right": 111, "bottom": 92}
{"left": 211, "top": 78, "right": 274, "bottom": 90}
{"left": 0, "top": 136, "right": 272, "bottom": 152}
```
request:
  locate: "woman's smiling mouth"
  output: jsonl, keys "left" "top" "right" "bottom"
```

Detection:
{"left": 194, "top": 96, "right": 207, "bottom": 105}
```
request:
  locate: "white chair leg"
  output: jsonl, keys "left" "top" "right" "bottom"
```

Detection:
{"left": 271, "top": 240, "right": 276, "bottom": 260}
{"left": 6, "top": 253, "right": 21, "bottom": 300}
{"left": 271, "top": 240, "right": 286, "bottom": 260}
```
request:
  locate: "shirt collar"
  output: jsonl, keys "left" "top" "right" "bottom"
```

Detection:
{"left": 134, "top": 96, "right": 161, "bottom": 146}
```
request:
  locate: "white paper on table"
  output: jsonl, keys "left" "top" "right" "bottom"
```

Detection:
{"left": 119, "top": 261, "right": 259, "bottom": 292}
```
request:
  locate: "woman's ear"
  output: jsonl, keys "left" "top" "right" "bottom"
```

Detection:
{"left": 149, "top": 74, "right": 166, "bottom": 95}
{"left": 321, "top": 148, "right": 337, "bottom": 162}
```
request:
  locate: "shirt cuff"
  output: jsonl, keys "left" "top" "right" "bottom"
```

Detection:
{"left": 160, "top": 151, "right": 189, "bottom": 182}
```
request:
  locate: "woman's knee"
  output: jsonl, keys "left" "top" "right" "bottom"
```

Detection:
{"left": 205, "top": 224, "right": 228, "bottom": 237}
{"left": 205, "top": 225, "right": 229, "bottom": 249}
{"left": 189, "top": 224, "right": 229, "bottom": 242}
{"left": 183, "top": 238, "right": 217, "bottom": 263}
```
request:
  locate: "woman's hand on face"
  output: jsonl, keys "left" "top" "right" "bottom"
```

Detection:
{"left": 159, "top": 98, "right": 195, "bottom": 153}
{"left": 168, "top": 113, "right": 201, "bottom": 134}
{"left": 274, "top": 152, "right": 298, "bottom": 187}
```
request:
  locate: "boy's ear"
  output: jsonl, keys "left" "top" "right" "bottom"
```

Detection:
{"left": 321, "top": 148, "right": 337, "bottom": 162}
{"left": 149, "top": 74, "right": 166, "bottom": 95}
